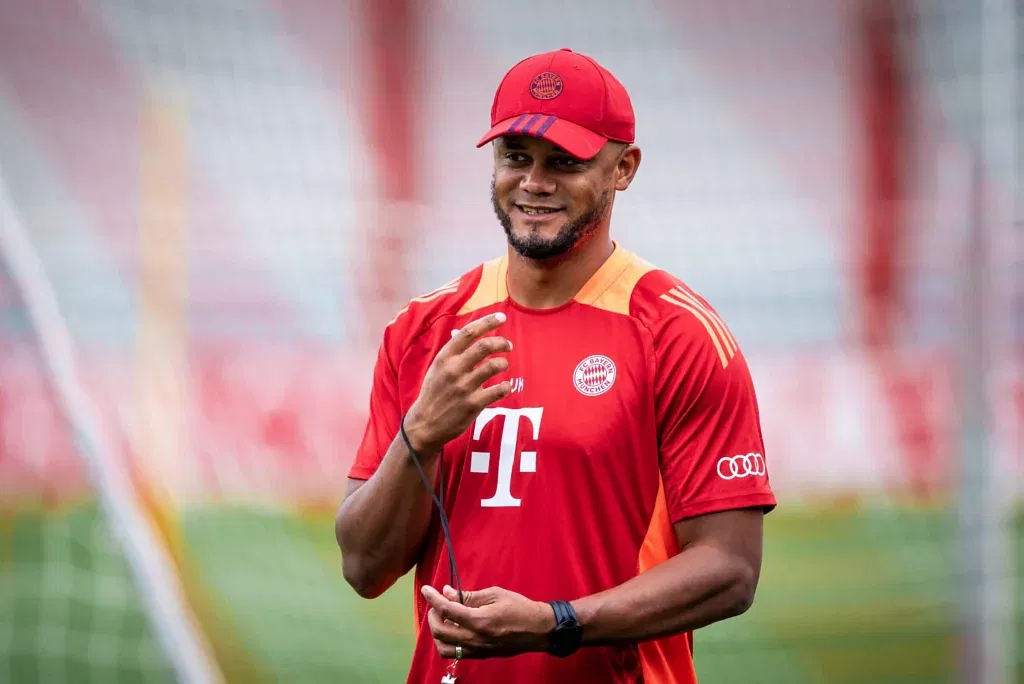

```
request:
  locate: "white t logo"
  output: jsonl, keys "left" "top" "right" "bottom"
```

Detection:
{"left": 469, "top": 407, "right": 543, "bottom": 507}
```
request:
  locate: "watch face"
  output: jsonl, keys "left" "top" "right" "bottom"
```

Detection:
{"left": 552, "top": 622, "right": 582, "bottom": 657}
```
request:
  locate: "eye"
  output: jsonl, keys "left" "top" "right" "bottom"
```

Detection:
{"left": 553, "top": 157, "right": 582, "bottom": 169}
{"left": 504, "top": 152, "right": 529, "bottom": 163}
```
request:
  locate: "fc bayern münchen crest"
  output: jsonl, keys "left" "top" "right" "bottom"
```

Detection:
{"left": 573, "top": 355, "right": 616, "bottom": 396}
{"left": 530, "top": 71, "right": 563, "bottom": 100}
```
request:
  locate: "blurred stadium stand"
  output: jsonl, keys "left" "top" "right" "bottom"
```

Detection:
{"left": 0, "top": 1, "right": 1019, "bottom": 682}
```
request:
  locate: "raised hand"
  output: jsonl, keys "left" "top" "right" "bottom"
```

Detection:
{"left": 403, "top": 312, "right": 513, "bottom": 455}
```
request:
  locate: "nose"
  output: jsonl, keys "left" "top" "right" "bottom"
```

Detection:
{"left": 520, "top": 160, "right": 556, "bottom": 195}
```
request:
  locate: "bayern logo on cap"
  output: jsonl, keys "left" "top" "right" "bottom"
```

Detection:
{"left": 530, "top": 72, "right": 563, "bottom": 100}
{"left": 573, "top": 355, "right": 616, "bottom": 396}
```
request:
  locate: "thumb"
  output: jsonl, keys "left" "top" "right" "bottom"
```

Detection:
{"left": 443, "top": 584, "right": 479, "bottom": 606}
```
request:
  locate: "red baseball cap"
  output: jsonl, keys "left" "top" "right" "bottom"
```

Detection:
{"left": 476, "top": 48, "right": 635, "bottom": 160}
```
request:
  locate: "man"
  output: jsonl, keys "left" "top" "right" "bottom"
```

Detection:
{"left": 336, "top": 48, "right": 776, "bottom": 683}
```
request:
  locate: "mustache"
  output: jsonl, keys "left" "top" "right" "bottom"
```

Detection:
{"left": 490, "top": 180, "right": 610, "bottom": 260}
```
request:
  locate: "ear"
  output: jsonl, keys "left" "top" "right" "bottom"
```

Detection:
{"left": 614, "top": 145, "right": 641, "bottom": 192}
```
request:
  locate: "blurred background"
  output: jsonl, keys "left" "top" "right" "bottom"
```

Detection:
{"left": 0, "top": 0, "right": 1019, "bottom": 682}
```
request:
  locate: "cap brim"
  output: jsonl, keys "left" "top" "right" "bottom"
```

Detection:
{"left": 476, "top": 114, "right": 608, "bottom": 160}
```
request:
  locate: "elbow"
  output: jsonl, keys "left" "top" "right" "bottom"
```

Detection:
{"left": 342, "top": 555, "right": 388, "bottom": 599}
{"left": 723, "top": 563, "right": 759, "bottom": 619}
{"left": 335, "top": 509, "right": 393, "bottom": 599}
{"left": 335, "top": 507, "right": 377, "bottom": 599}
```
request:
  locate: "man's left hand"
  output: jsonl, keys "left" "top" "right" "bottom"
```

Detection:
{"left": 421, "top": 584, "right": 557, "bottom": 659}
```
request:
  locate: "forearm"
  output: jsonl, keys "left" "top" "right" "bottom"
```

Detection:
{"left": 571, "top": 543, "right": 757, "bottom": 646}
{"left": 336, "top": 432, "right": 439, "bottom": 598}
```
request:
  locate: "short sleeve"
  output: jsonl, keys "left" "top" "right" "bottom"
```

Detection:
{"left": 654, "top": 314, "right": 777, "bottom": 522}
{"left": 348, "top": 337, "right": 402, "bottom": 481}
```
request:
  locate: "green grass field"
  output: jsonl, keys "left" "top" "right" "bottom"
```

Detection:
{"left": 1, "top": 503, "right": 1021, "bottom": 683}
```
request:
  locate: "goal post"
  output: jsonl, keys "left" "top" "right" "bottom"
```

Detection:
{"left": 0, "top": 139, "right": 222, "bottom": 684}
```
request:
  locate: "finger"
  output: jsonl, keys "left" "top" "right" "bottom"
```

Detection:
{"left": 459, "top": 335, "right": 513, "bottom": 372}
{"left": 446, "top": 312, "right": 507, "bottom": 354}
{"left": 458, "top": 586, "right": 501, "bottom": 607}
{"left": 436, "top": 639, "right": 476, "bottom": 660}
{"left": 422, "top": 585, "right": 479, "bottom": 627}
{"left": 470, "top": 380, "right": 513, "bottom": 408}
{"left": 427, "top": 606, "right": 445, "bottom": 630}
{"left": 427, "top": 606, "right": 470, "bottom": 636}
{"left": 442, "top": 585, "right": 475, "bottom": 606}
{"left": 427, "top": 605, "right": 478, "bottom": 647}
{"left": 464, "top": 355, "right": 509, "bottom": 389}
{"left": 429, "top": 613, "right": 478, "bottom": 645}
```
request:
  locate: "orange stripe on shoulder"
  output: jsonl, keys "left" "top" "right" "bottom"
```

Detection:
{"left": 386, "top": 279, "right": 462, "bottom": 328}
{"left": 659, "top": 294, "right": 731, "bottom": 368}
{"left": 458, "top": 255, "right": 508, "bottom": 315}
{"left": 575, "top": 246, "right": 657, "bottom": 316}
{"left": 657, "top": 287, "right": 738, "bottom": 369}
{"left": 669, "top": 287, "right": 739, "bottom": 353}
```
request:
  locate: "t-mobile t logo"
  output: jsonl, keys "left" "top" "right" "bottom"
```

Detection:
{"left": 469, "top": 407, "right": 543, "bottom": 507}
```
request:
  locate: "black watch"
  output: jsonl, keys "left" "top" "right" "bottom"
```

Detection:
{"left": 547, "top": 600, "right": 583, "bottom": 658}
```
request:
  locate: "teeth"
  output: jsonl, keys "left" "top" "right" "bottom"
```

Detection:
{"left": 520, "top": 206, "right": 557, "bottom": 215}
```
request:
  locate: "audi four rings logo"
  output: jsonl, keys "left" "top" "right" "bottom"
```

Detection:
{"left": 717, "top": 453, "right": 766, "bottom": 480}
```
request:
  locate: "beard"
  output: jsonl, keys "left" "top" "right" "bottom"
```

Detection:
{"left": 491, "top": 180, "right": 611, "bottom": 260}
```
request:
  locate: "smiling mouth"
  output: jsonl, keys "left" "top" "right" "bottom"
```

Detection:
{"left": 516, "top": 205, "right": 562, "bottom": 216}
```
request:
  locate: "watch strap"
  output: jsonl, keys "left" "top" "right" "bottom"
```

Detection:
{"left": 551, "top": 599, "right": 570, "bottom": 625}
{"left": 547, "top": 600, "right": 582, "bottom": 658}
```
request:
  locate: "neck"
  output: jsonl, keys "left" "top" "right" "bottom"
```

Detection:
{"left": 505, "top": 232, "right": 615, "bottom": 310}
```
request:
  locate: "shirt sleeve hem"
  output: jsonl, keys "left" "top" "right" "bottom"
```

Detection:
{"left": 671, "top": 493, "right": 777, "bottom": 522}
{"left": 346, "top": 465, "right": 377, "bottom": 481}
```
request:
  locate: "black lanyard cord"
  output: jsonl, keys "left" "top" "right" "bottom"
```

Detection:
{"left": 400, "top": 415, "right": 465, "bottom": 605}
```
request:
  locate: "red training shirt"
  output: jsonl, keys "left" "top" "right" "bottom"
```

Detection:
{"left": 349, "top": 243, "right": 777, "bottom": 683}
